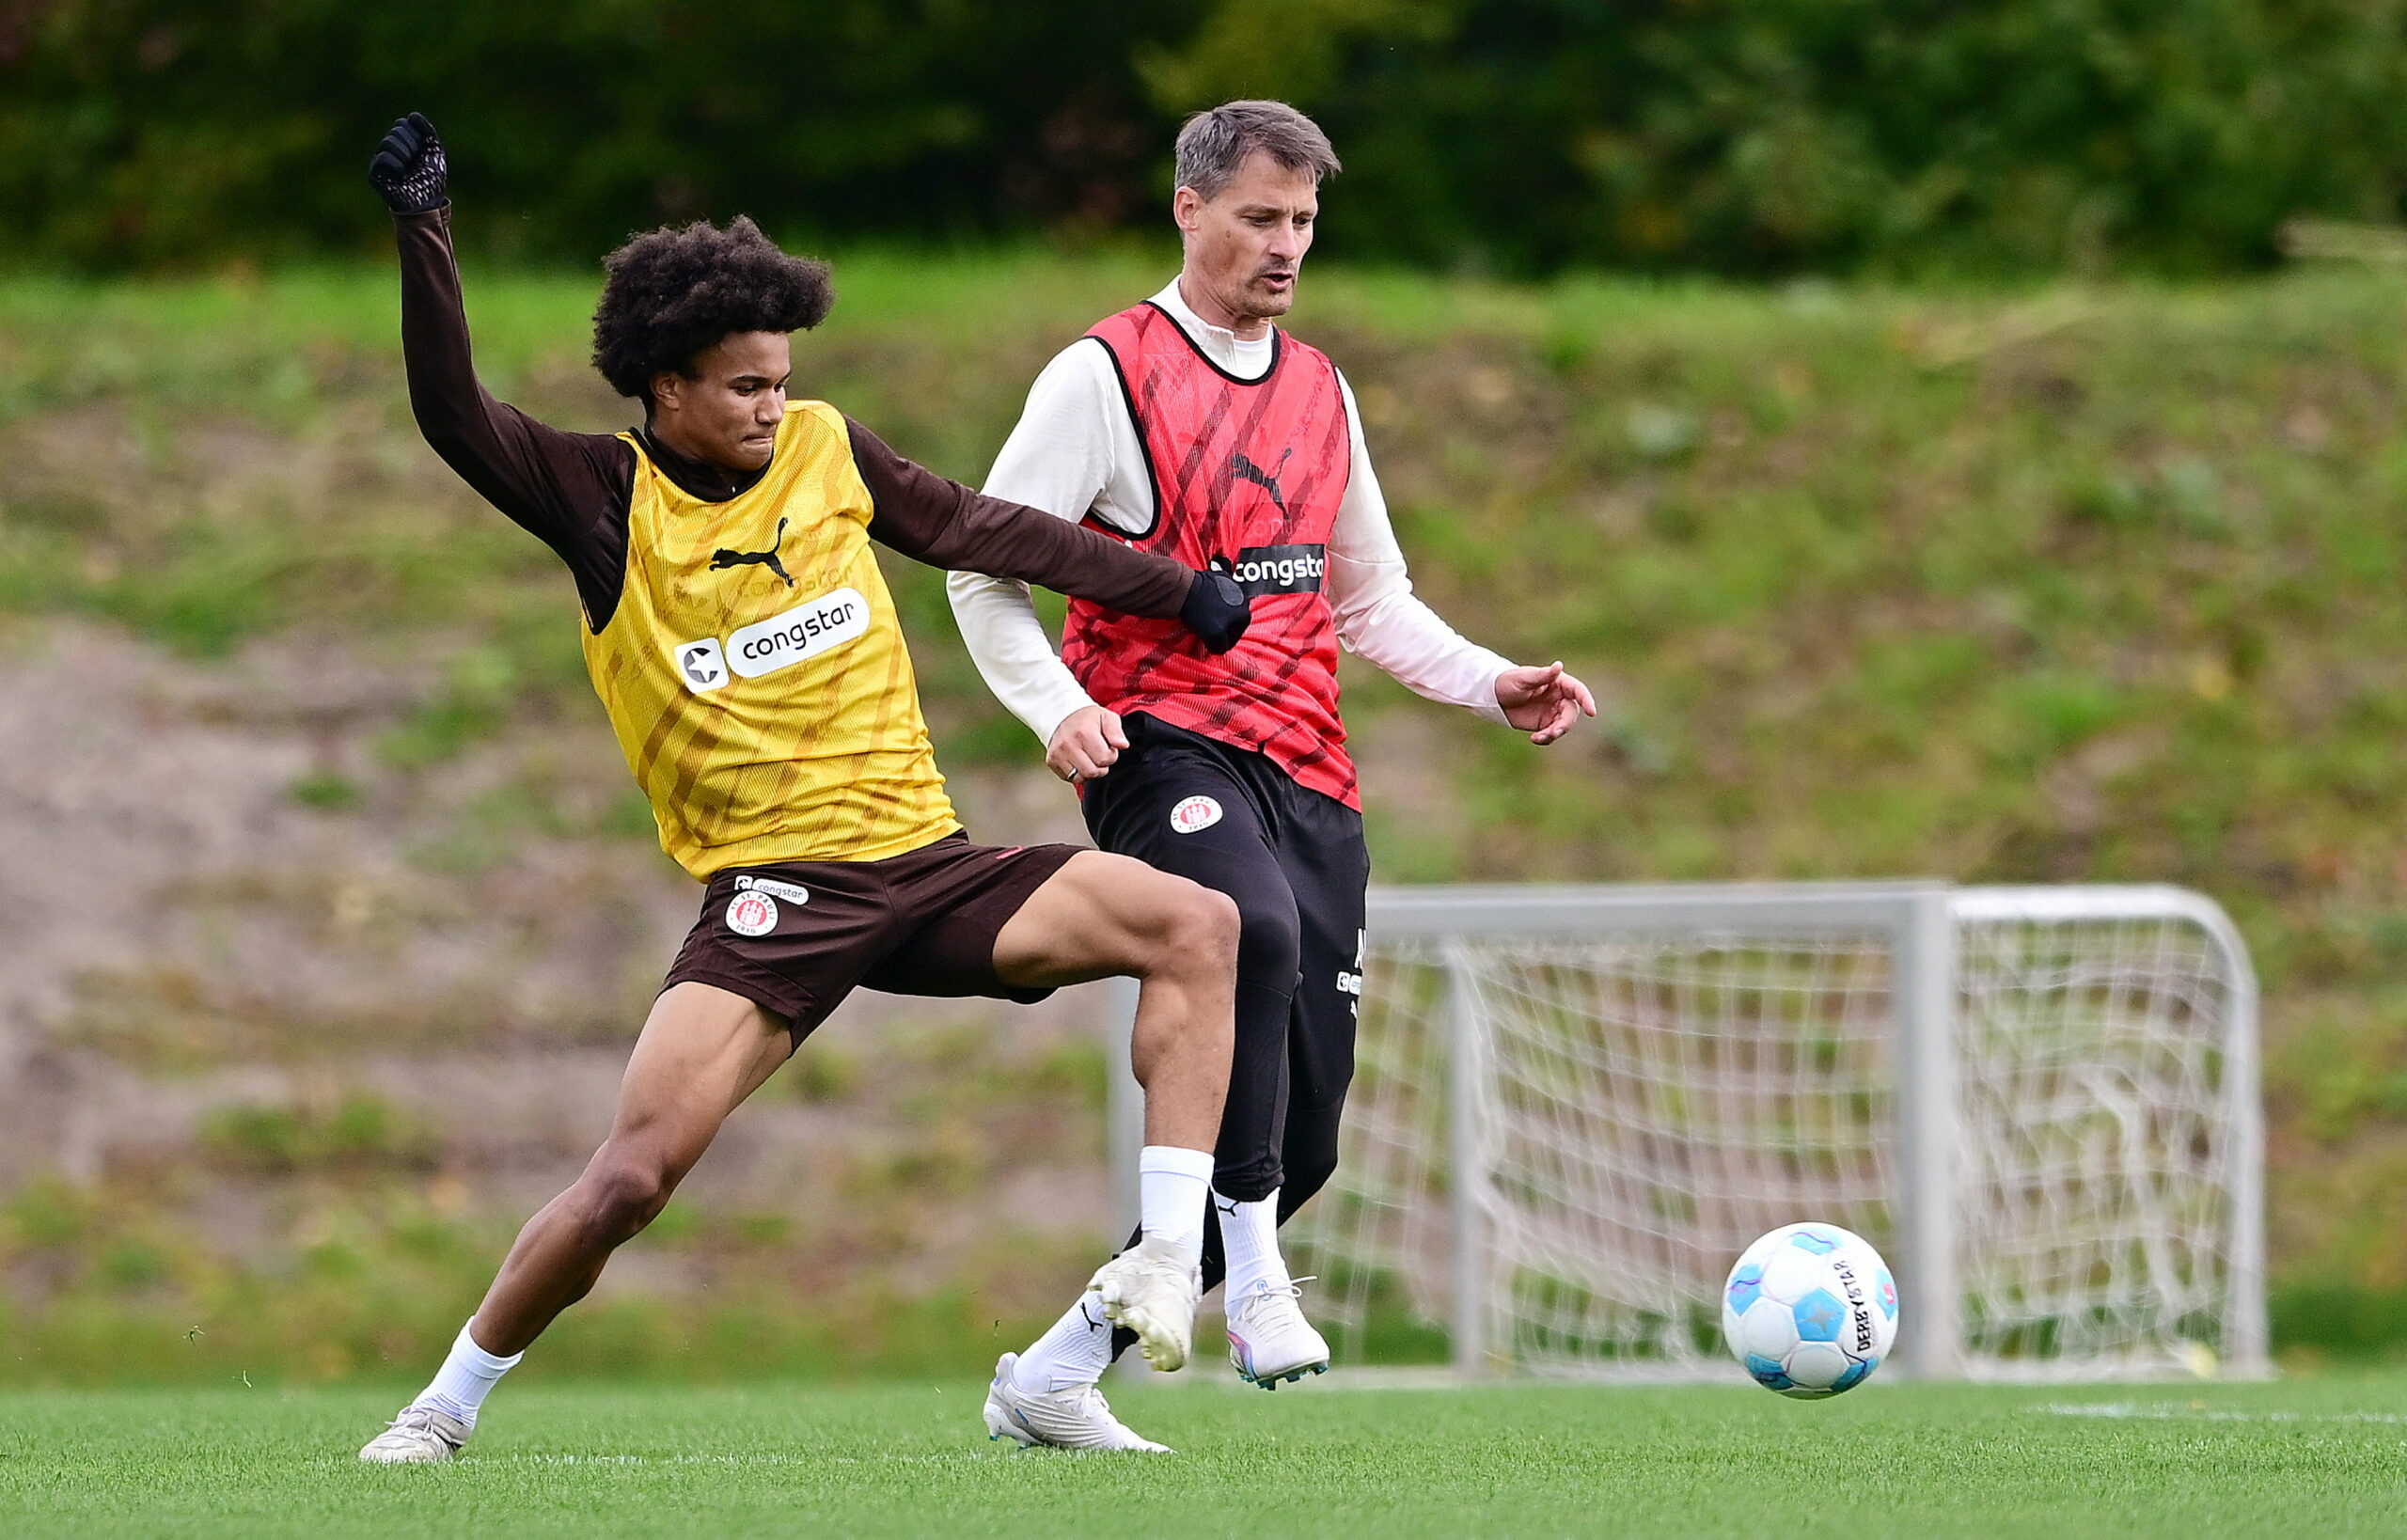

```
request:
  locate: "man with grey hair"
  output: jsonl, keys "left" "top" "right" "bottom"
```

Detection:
{"left": 954, "top": 100, "right": 1594, "bottom": 1452}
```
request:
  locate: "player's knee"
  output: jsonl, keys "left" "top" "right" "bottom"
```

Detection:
{"left": 580, "top": 1156, "right": 675, "bottom": 1241}
{"left": 1232, "top": 890, "right": 1300, "bottom": 988}
{"left": 1156, "top": 881, "right": 1241, "bottom": 974}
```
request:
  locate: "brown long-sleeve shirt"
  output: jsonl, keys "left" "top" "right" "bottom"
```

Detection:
{"left": 392, "top": 206, "right": 1195, "bottom": 633}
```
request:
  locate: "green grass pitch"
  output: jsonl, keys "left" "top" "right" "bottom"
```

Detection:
{"left": 6, "top": 1375, "right": 2407, "bottom": 1538}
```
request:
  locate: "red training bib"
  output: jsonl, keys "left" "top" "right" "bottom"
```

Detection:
{"left": 1062, "top": 302, "right": 1359, "bottom": 808}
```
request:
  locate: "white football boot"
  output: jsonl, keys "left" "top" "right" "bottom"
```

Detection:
{"left": 982, "top": 1354, "right": 1173, "bottom": 1454}
{"left": 358, "top": 1405, "right": 470, "bottom": 1463}
{"left": 1085, "top": 1236, "right": 1202, "bottom": 1372}
{"left": 1225, "top": 1278, "right": 1331, "bottom": 1389}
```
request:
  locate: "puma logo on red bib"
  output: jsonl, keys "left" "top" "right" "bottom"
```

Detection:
{"left": 1229, "top": 448, "right": 1293, "bottom": 513}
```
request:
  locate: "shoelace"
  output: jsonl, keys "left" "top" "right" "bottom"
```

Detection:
{"left": 381, "top": 1407, "right": 460, "bottom": 1444}
{"left": 1230, "top": 1276, "right": 1317, "bottom": 1323}
{"left": 1063, "top": 1384, "right": 1161, "bottom": 1446}
{"left": 997, "top": 1372, "right": 1113, "bottom": 1420}
{"left": 1016, "top": 1381, "right": 1125, "bottom": 1437}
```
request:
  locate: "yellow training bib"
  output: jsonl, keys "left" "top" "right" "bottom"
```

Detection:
{"left": 581, "top": 401, "right": 959, "bottom": 877}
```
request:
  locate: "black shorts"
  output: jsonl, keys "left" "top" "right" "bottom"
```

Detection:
{"left": 662, "top": 832, "right": 1082, "bottom": 1044}
{"left": 1081, "top": 712, "right": 1370, "bottom": 1199}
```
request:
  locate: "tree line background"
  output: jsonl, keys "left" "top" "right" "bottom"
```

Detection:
{"left": 9, "top": 0, "right": 2407, "bottom": 278}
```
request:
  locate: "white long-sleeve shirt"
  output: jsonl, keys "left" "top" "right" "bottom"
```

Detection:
{"left": 947, "top": 279, "right": 1514, "bottom": 748}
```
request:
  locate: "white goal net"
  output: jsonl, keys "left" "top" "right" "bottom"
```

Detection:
{"left": 1109, "top": 882, "right": 2263, "bottom": 1382}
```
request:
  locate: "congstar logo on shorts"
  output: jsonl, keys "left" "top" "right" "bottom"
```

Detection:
{"left": 734, "top": 874, "right": 810, "bottom": 905}
{"left": 1225, "top": 543, "right": 1326, "bottom": 598}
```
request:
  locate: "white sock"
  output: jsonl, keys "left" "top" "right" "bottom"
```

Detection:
{"left": 1216, "top": 1186, "right": 1290, "bottom": 1298}
{"left": 415, "top": 1318, "right": 523, "bottom": 1428}
{"left": 1138, "top": 1144, "right": 1214, "bottom": 1260}
{"left": 1009, "top": 1145, "right": 1214, "bottom": 1396}
{"left": 1012, "top": 1293, "right": 1116, "bottom": 1393}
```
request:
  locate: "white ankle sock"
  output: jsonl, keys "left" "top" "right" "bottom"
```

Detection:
{"left": 1138, "top": 1144, "right": 1214, "bottom": 1260}
{"left": 416, "top": 1318, "right": 523, "bottom": 1428}
{"left": 1012, "top": 1294, "right": 1116, "bottom": 1393}
{"left": 1215, "top": 1186, "right": 1290, "bottom": 1298}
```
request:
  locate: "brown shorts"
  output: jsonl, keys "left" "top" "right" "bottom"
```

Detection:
{"left": 662, "top": 832, "right": 1084, "bottom": 1044}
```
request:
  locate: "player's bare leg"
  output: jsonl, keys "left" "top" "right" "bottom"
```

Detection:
{"left": 983, "top": 852, "right": 1236, "bottom": 1450}
{"left": 361, "top": 983, "right": 789, "bottom": 1462}
{"left": 472, "top": 983, "right": 792, "bottom": 1349}
{"left": 992, "top": 850, "right": 1236, "bottom": 1153}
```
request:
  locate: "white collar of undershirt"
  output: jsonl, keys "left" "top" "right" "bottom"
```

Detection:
{"left": 1150, "top": 279, "right": 1276, "bottom": 383}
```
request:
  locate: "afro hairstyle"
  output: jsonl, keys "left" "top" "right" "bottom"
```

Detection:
{"left": 590, "top": 215, "right": 834, "bottom": 401}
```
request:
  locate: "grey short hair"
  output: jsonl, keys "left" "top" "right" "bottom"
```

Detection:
{"left": 1173, "top": 101, "right": 1341, "bottom": 201}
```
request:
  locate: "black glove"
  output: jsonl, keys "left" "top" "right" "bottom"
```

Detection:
{"left": 370, "top": 112, "right": 448, "bottom": 213}
{"left": 1180, "top": 565, "right": 1251, "bottom": 653}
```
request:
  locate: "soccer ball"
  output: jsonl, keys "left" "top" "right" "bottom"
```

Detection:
{"left": 1722, "top": 1222, "right": 1897, "bottom": 1398}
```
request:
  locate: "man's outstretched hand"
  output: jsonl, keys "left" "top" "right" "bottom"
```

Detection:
{"left": 370, "top": 112, "right": 448, "bottom": 213}
{"left": 1180, "top": 567, "right": 1250, "bottom": 653}
{"left": 1496, "top": 662, "right": 1597, "bottom": 746}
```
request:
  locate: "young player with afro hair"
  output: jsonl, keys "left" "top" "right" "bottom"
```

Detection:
{"left": 356, "top": 112, "right": 1254, "bottom": 1462}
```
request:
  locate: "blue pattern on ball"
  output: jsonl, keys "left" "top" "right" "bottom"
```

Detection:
{"left": 1792, "top": 1288, "right": 1846, "bottom": 1343}
{"left": 1790, "top": 1230, "right": 1840, "bottom": 1255}
{"left": 1832, "top": 1359, "right": 1873, "bottom": 1392}
{"left": 1726, "top": 1266, "right": 1763, "bottom": 1314}
{"left": 1876, "top": 1266, "right": 1898, "bottom": 1320}
{"left": 1744, "top": 1353, "right": 1795, "bottom": 1391}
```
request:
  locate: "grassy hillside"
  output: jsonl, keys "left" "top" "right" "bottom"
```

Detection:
{"left": 6, "top": 252, "right": 2407, "bottom": 1368}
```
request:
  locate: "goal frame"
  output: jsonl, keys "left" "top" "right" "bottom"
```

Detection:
{"left": 1103, "top": 881, "right": 2265, "bottom": 1381}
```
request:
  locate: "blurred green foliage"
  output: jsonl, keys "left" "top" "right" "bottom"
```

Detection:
{"left": 9, "top": 0, "right": 2407, "bottom": 276}
{"left": 0, "top": 0, "right": 1202, "bottom": 270}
